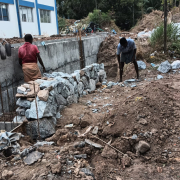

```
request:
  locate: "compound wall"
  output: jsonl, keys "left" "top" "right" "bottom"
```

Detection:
{"left": 0, "top": 33, "right": 108, "bottom": 113}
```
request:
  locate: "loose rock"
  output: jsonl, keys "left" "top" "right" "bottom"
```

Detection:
{"left": 135, "top": 141, "right": 150, "bottom": 154}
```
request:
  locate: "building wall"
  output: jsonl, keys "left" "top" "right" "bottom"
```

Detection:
{"left": 38, "top": 0, "right": 57, "bottom": 36}
{"left": 21, "top": 2, "right": 39, "bottom": 36}
{"left": 0, "top": 0, "right": 58, "bottom": 38}
{"left": 0, "top": 3, "right": 20, "bottom": 38}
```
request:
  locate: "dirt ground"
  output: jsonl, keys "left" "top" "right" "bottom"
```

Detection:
{"left": 2, "top": 60, "right": 180, "bottom": 179}
{"left": 2, "top": 14, "right": 180, "bottom": 179}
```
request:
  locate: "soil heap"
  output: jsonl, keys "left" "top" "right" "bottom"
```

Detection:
{"left": 131, "top": 10, "right": 163, "bottom": 33}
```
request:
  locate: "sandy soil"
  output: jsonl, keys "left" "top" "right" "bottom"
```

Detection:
{"left": 1, "top": 63, "right": 180, "bottom": 179}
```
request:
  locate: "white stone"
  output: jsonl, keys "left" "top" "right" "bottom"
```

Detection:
{"left": 13, "top": 116, "right": 26, "bottom": 123}
{"left": 22, "top": 84, "right": 30, "bottom": 89}
{"left": 171, "top": 60, "right": 180, "bottom": 69}
{"left": 137, "top": 61, "right": 146, "bottom": 70}
{"left": 17, "top": 87, "right": 26, "bottom": 94}
{"left": 158, "top": 60, "right": 171, "bottom": 73}
{"left": 56, "top": 112, "right": 61, "bottom": 119}
{"left": 157, "top": 75, "right": 163, "bottom": 80}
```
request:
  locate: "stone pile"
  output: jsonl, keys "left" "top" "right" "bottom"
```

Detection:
{"left": 14, "top": 63, "right": 106, "bottom": 139}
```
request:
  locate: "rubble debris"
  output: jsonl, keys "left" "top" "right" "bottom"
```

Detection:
{"left": 135, "top": 141, "right": 150, "bottom": 154}
{"left": 101, "top": 145, "right": 117, "bottom": 159}
{"left": 139, "top": 118, "right": 148, "bottom": 125}
{"left": 157, "top": 75, "right": 163, "bottom": 80}
{"left": 0, "top": 132, "right": 22, "bottom": 151}
{"left": 157, "top": 60, "right": 171, "bottom": 73}
{"left": 65, "top": 124, "right": 74, "bottom": 128}
{"left": 16, "top": 107, "right": 26, "bottom": 116}
{"left": 85, "top": 139, "right": 103, "bottom": 149}
{"left": 20, "top": 146, "right": 36, "bottom": 158}
{"left": 137, "top": 60, "right": 146, "bottom": 70}
{"left": 2, "top": 170, "right": 13, "bottom": 179}
{"left": 122, "top": 154, "right": 131, "bottom": 168}
{"left": 34, "top": 141, "right": 55, "bottom": 148}
{"left": 92, "top": 126, "right": 98, "bottom": 135}
{"left": 80, "top": 168, "right": 94, "bottom": 176}
{"left": 50, "top": 162, "right": 62, "bottom": 174}
{"left": 78, "top": 126, "right": 93, "bottom": 137}
{"left": 74, "top": 154, "right": 87, "bottom": 159}
{"left": 107, "top": 81, "right": 116, "bottom": 89}
{"left": 24, "top": 151, "right": 43, "bottom": 165}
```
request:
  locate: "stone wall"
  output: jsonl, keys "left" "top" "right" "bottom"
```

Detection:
{"left": 13, "top": 63, "right": 106, "bottom": 139}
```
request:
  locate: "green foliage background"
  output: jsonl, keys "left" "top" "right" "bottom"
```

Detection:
{"left": 56, "top": 0, "right": 180, "bottom": 29}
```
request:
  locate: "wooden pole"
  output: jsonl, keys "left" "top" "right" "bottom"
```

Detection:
{"left": 33, "top": 83, "right": 40, "bottom": 140}
{"left": 164, "top": 0, "right": 167, "bottom": 53}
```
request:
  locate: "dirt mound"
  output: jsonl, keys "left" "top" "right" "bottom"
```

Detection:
{"left": 97, "top": 35, "right": 147, "bottom": 80}
{"left": 132, "top": 10, "right": 163, "bottom": 33}
{"left": 97, "top": 35, "right": 120, "bottom": 78}
{"left": 172, "top": 13, "right": 180, "bottom": 23}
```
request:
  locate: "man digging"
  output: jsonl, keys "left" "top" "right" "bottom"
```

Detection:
{"left": 117, "top": 37, "right": 139, "bottom": 82}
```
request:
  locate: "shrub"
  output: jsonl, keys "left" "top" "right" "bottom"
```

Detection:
{"left": 58, "top": 17, "right": 66, "bottom": 31}
{"left": 88, "top": 9, "right": 111, "bottom": 27}
{"left": 150, "top": 23, "right": 180, "bottom": 51}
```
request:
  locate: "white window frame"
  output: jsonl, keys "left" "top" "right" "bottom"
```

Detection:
{"left": 40, "top": 9, "right": 51, "bottom": 23}
{"left": 0, "top": 3, "right": 9, "bottom": 21}
{"left": 19, "top": 6, "right": 34, "bottom": 22}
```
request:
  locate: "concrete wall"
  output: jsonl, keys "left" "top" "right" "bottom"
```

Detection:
{"left": 0, "top": 33, "right": 108, "bottom": 113}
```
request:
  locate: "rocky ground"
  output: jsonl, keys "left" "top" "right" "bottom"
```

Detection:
{"left": 1, "top": 60, "right": 180, "bottom": 179}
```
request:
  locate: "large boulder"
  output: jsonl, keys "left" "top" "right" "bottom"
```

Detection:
{"left": 89, "top": 79, "right": 96, "bottom": 91}
{"left": 78, "top": 82, "right": 84, "bottom": 95}
{"left": 26, "top": 117, "right": 56, "bottom": 139}
{"left": 72, "top": 70, "right": 81, "bottom": 82}
{"left": 158, "top": 60, "right": 171, "bottom": 73}
{"left": 98, "top": 70, "right": 107, "bottom": 82}
{"left": 16, "top": 98, "right": 31, "bottom": 109}
{"left": 25, "top": 97, "right": 57, "bottom": 120}
{"left": 55, "top": 94, "right": 68, "bottom": 106}
{"left": 67, "top": 94, "right": 78, "bottom": 104}
{"left": 81, "top": 76, "right": 89, "bottom": 90}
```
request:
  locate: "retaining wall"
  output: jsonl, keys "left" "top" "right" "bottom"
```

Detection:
{"left": 0, "top": 33, "right": 108, "bottom": 113}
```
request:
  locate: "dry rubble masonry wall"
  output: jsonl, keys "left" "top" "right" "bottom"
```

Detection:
{"left": 0, "top": 33, "right": 108, "bottom": 113}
